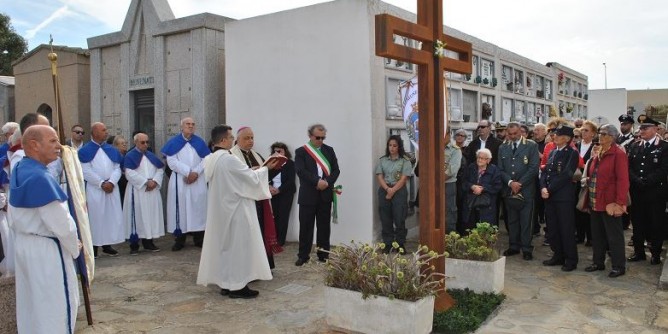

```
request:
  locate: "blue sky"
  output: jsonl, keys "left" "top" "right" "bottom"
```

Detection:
{"left": 2, "top": 0, "right": 667, "bottom": 90}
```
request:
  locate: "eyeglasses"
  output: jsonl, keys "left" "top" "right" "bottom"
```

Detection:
{"left": 477, "top": 125, "right": 488, "bottom": 129}
{"left": 139, "top": 140, "right": 150, "bottom": 144}
{"left": 73, "top": 130, "right": 84, "bottom": 135}
{"left": 314, "top": 136, "right": 326, "bottom": 140}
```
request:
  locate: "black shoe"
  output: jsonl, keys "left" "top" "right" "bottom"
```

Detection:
{"left": 627, "top": 253, "right": 646, "bottom": 262}
{"left": 93, "top": 246, "right": 99, "bottom": 258}
{"left": 220, "top": 289, "right": 230, "bottom": 296}
{"left": 171, "top": 243, "right": 184, "bottom": 252}
{"left": 561, "top": 264, "right": 577, "bottom": 272}
{"left": 608, "top": 268, "right": 625, "bottom": 278}
{"left": 144, "top": 242, "right": 161, "bottom": 252}
{"left": 584, "top": 264, "right": 605, "bottom": 272}
{"left": 522, "top": 252, "right": 533, "bottom": 261}
{"left": 130, "top": 248, "right": 139, "bottom": 256}
{"left": 627, "top": 240, "right": 634, "bottom": 247}
{"left": 502, "top": 249, "right": 520, "bottom": 256}
{"left": 194, "top": 242, "right": 203, "bottom": 248}
{"left": 542, "top": 240, "right": 550, "bottom": 246}
{"left": 584, "top": 240, "right": 592, "bottom": 247}
{"left": 102, "top": 246, "right": 119, "bottom": 256}
{"left": 295, "top": 258, "right": 309, "bottom": 266}
{"left": 229, "top": 286, "right": 259, "bottom": 299}
{"left": 650, "top": 256, "right": 662, "bottom": 265}
{"left": 542, "top": 258, "right": 565, "bottom": 266}
{"left": 317, "top": 258, "right": 327, "bottom": 263}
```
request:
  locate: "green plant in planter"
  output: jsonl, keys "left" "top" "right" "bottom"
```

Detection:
{"left": 491, "top": 77, "right": 498, "bottom": 87}
{"left": 474, "top": 75, "right": 482, "bottom": 84}
{"left": 323, "top": 242, "right": 445, "bottom": 301}
{"left": 444, "top": 222, "right": 499, "bottom": 261}
{"left": 482, "top": 78, "right": 489, "bottom": 85}
{"left": 465, "top": 74, "right": 472, "bottom": 81}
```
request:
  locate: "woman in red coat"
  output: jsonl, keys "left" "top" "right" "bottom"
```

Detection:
{"left": 582, "top": 124, "right": 629, "bottom": 278}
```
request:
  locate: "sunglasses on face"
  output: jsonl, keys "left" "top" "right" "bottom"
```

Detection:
{"left": 477, "top": 125, "right": 488, "bottom": 129}
{"left": 314, "top": 136, "right": 326, "bottom": 140}
{"left": 74, "top": 130, "right": 84, "bottom": 135}
{"left": 139, "top": 141, "right": 150, "bottom": 145}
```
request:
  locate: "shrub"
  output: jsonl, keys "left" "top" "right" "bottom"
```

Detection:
{"left": 323, "top": 241, "right": 445, "bottom": 301}
{"left": 433, "top": 289, "right": 506, "bottom": 334}
{"left": 445, "top": 222, "right": 499, "bottom": 261}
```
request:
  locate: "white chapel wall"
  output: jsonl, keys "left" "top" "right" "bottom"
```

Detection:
{"left": 226, "top": 0, "right": 376, "bottom": 244}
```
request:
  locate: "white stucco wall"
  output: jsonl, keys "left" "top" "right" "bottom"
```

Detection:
{"left": 588, "top": 88, "right": 627, "bottom": 125}
{"left": 225, "top": 0, "right": 375, "bottom": 244}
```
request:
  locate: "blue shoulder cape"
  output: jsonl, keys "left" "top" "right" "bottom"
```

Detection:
{"left": 124, "top": 147, "right": 165, "bottom": 170}
{"left": 9, "top": 157, "right": 67, "bottom": 208}
{"left": 161, "top": 134, "right": 210, "bottom": 158}
{"left": 78, "top": 141, "right": 123, "bottom": 164}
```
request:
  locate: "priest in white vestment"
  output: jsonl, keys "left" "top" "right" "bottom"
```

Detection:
{"left": 161, "top": 117, "right": 210, "bottom": 251}
{"left": 197, "top": 125, "right": 280, "bottom": 299}
{"left": 79, "top": 122, "right": 125, "bottom": 257}
{"left": 123, "top": 133, "right": 165, "bottom": 254}
{"left": 9, "top": 125, "right": 80, "bottom": 334}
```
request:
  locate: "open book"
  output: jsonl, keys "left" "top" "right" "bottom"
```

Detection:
{"left": 262, "top": 154, "right": 288, "bottom": 169}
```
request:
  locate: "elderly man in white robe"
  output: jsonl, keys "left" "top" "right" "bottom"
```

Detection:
{"left": 123, "top": 132, "right": 165, "bottom": 255}
{"left": 230, "top": 126, "right": 282, "bottom": 269}
{"left": 9, "top": 125, "right": 80, "bottom": 333}
{"left": 197, "top": 125, "right": 280, "bottom": 299}
{"left": 161, "top": 117, "right": 210, "bottom": 251}
{"left": 79, "top": 122, "right": 125, "bottom": 257}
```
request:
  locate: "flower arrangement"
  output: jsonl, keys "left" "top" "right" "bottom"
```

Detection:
{"left": 445, "top": 223, "right": 499, "bottom": 262}
{"left": 434, "top": 40, "right": 447, "bottom": 58}
{"left": 557, "top": 72, "right": 565, "bottom": 85}
{"left": 323, "top": 242, "right": 445, "bottom": 301}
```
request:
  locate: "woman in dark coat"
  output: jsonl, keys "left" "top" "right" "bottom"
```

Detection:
{"left": 461, "top": 148, "right": 503, "bottom": 231}
{"left": 269, "top": 142, "right": 296, "bottom": 246}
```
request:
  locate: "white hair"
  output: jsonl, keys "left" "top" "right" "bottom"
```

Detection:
{"left": 9, "top": 129, "right": 21, "bottom": 145}
{"left": 1, "top": 122, "right": 19, "bottom": 135}
{"left": 476, "top": 148, "right": 493, "bottom": 160}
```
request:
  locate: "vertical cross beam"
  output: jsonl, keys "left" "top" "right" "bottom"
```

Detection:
{"left": 375, "top": 0, "right": 472, "bottom": 311}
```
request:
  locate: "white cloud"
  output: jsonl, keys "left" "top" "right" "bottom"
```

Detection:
{"left": 25, "top": 5, "right": 71, "bottom": 39}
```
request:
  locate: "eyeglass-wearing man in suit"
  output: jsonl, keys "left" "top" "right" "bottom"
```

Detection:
{"left": 294, "top": 124, "right": 340, "bottom": 266}
{"left": 465, "top": 119, "right": 502, "bottom": 167}
{"left": 627, "top": 115, "right": 668, "bottom": 265}
{"left": 497, "top": 122, "right": 540, "bottom": 260}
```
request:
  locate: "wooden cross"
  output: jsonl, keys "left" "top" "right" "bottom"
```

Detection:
{"left": 375, "top": 0, "right": 472, "bottom": 311}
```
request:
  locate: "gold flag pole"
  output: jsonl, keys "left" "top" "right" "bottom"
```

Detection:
{"left": 48, "top": 35, "right": 94, "bottom": 326}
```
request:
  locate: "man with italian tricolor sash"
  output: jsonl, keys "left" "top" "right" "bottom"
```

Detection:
{"left": 294, "top": 124, "right": 340, "bottom": 266}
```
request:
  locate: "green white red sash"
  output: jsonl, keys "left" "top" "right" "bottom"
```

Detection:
{"left": 303, "top": 142, "right": 342, "bottom": 223}
{"left": 303, "top": 142, "right": 332, "bottom": 176}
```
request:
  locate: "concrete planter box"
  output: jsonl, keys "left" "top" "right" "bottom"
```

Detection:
{"left": 445, "top": 256, "right": 505, "bottom": 293}
{"left": 324, "top": 286, "right": 435, "bottom": 334}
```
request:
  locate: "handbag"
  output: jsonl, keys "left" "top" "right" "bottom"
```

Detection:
{"left": 469, "top": 192, "right": 491, "bottom": 209}
{"left": 576, "top": 159, "right": 591, "bottom": 212}
{"left": 576, "top": 187, "right": 589, "bottom": 212}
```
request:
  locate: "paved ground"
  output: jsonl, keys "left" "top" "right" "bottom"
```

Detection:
{"left": 73, "top": 227, "right": 667, "bottom": 334}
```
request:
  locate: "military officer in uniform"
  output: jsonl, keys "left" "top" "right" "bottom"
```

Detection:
{"left": 498, "top": 122, "right": 540, "bottom": 260}
{"left": 627, "top": 115, "right": 668, "bottom": 265}
{"left": 375, "top": 135, "right": 413, "bottom": 251}
{"left": 540, "top": 125, "right": 579, "bottom": 271}
{"left": 617, "top": 114, "right": 635, "bottom": 148}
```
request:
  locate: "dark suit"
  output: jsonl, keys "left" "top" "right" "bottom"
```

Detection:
{"left": 540, "top": 145, "right": 579, "bottom": 267}
{"left": 575, "top": 141, "right": 594, "bottom": 243}
{"left": 628, "top": 137, "right": 668, "bottom": 259}
{"left": 466, "top": 136, "right": 502, "bottom": 166}
{"left": 270, "top": 159, "right": 296, "bottom": 245}
{"left": 295, "top": 143, "right": 340, "bottom": 261}
{"left": 498, "top": 137, "right": 540, "bottom": 254}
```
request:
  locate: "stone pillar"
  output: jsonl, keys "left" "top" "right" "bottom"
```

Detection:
{"left": 0, "top": 275, "right": 17, "bottom": 333}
